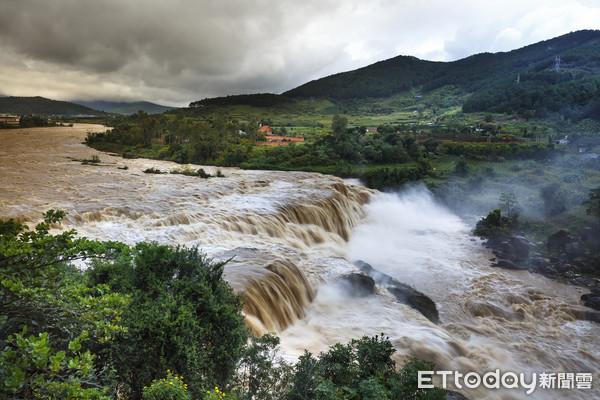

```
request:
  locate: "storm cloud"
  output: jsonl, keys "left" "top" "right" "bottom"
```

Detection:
{"left": 0, "top": 0, "right": 598, "bottom": 106}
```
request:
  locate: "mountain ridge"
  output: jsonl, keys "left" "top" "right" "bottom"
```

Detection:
{"left": 71, "top": 100, "right": 176, "bottom": 115}
{"left": 0, "top": 96, "right": 108, "bottom": 117}
{"left": 283, "top": 30, "right": 600, "bottom": 101}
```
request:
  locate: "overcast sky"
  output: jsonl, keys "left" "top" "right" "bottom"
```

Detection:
{"left": 0, "top": 0, "right": 598, "bottom": 107}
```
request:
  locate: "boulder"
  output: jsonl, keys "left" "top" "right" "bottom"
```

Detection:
{"left": 387, "top": 284, "right": 439, "bottom": 324}
{"left": 353, "top": 260, "right": 439, "bottom": 324}
{"left": 495, "top": 259, "right": 525, "bottom": 270}
{"left": 581, "top": 293, "right": 600, "bottom": 311}
{"left": 337, "top": 273, "right": 376, "bottom": 297}
{"left": 500, "top": 235, "right": 533, "bottom": 261}
{"left": 565, "top": 242, "right": 582, "bottom": 260}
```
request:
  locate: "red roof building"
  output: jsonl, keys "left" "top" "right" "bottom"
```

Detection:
{"left": 258, "top": 125, "right": 273, "bottom": 135}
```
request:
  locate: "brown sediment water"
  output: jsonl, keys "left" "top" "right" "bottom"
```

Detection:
{"left": 1, "top": 125, "right": 598, "bottom": 399}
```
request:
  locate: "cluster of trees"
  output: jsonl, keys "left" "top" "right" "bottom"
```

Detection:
{"left": 86, "top": 111, "right": 264, "bottom": 165}
{"left": 18, "top": 115, "right": 55, "bottom": 128}
{"left": 441, "top": 141, "right": 555, "bottom": 161}
{"left": 0, "top": 115, "right": 57, "bottom": 129}
{"left": 242, "top": 115, "right": 422, "bottom": 170}
{"left": 1, "top": 210, "right": 448, "bottom": 399}
{"left": 189, "top": 94, "right": 294, "bottom": 108}
{"left": 463, "top": 73, "right": 600, "bottom": 121}
{"left": 86, "top": 113, "right": 435, "bottom": 189}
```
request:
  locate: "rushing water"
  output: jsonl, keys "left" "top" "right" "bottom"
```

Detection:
{"left": 1, "top": 125, "right": 599, "bottom": 399}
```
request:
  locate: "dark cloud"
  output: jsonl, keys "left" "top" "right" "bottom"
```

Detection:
{"left": 0, "top": 0, "right": 598, "bottom": 106}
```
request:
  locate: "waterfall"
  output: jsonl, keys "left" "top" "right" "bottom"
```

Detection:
{"left": 1, "top": 125, "right": 599, "bottom": 399}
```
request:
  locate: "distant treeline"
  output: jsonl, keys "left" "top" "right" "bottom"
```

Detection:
{"left": 441, "top": 141, "right": 555, "bottom": 161}
{"left": 463, "top": 73, "right": 600, "bottom": 121}
{"left": 189, "top": 93, "right": 294, "bottom": 108}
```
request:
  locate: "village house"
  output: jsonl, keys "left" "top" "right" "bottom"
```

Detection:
{"left": 258, "top": 125, "right": 273, "bottom": 135}
{"left": 0, "top": 114, "right": 20, "bottom": 125}
{"left": 254, "top": 125, "right": 305, "bottom": 146}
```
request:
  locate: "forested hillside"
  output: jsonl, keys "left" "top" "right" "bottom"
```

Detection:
{"left": 72, "top": 100, "right": 176, "bottom": 115}
{"left": 0, "top": 96, "right": 107, "bottom": 116}
{"left": 282, "top": 30, "right": 600, "bottom": 119}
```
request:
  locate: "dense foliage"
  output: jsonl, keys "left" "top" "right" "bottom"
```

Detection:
{"left": 190, "top": 94, "right": 294, "bottom": 108}
{"left": 441, "top": 141, "right": 555, "bottom": 161}
{"left": 473, "top": 209, "right": 514, "bottom": 239}
{"left": 287, "top": 334, "right": 446, "bottom": 400}
{"left": 86, "top": 243, "right": 248, "bottom": 399}
{"left": 85, "top": 112, "right": 435, "bottom": 189}
{"left": 0, "top": 210, "right": 128, "bottom": 399}
{"left": 462, "top": 73, "right": 600, "bottom": 121}
{"left": 584, "top": 186, "right": 600, "bottom": 223}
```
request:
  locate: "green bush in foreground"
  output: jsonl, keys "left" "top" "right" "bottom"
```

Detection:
{"left": 142, "top": 370, "right": 191, "bottom": 400}
{"left": 86, "top": 243, "right": 248, "bottom": 399}
{"left": 0, "top": 210, "right": 128, "bottom": 399}
{"left": 287, "top": 334, "right": 446, "bottom": 400}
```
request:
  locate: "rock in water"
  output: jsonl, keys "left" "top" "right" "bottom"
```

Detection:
{"left": 337, "top": 273, "right": 376, "bottom": 297}
{"left": 495, "top": 259, "right": 525, "bottom": 270}
{"left": 354, "top": 260, "right": 439, "bottom": 324}
{"left": 387, "top": 284, "right": 439, "bottom": 324}
{"left": 581, "top": 292, "right": 600, "bottom": 311}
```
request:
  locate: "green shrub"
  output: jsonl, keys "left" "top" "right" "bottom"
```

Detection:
{"left": 474, "top": 209, "right": 513, "bottom": 239}
{"left": 86, "top": 244, "right": 248, "bottom": 399}
{"left": 0, "top": 210, "right": 128, "bottom": 398}
{"left": 144, "top": 167, "right": 166, "bottom": 174}
{"left": 143, "top": 370, "right": 191, "bottom": 400}
{"left": 287, "top": 334, "right": 446, "bottom": 400}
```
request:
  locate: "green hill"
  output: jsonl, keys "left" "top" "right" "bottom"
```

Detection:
{"left": 0, "top": 96, "right": 107, "bottom": 116}
{"left": 284, "top": 30, "right": 600, "bottom": 99}
{"left": 277, "top": 30, "right": 600, "bottom": 121}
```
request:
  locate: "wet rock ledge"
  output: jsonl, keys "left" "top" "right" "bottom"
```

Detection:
{"left": 336, "top": 260, "right": 439, "bottom": 324}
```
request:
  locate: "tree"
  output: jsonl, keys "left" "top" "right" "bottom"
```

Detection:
{"left": 453, "top": 160, "right": 470, "bottom": 177}
{"left": 287, "top": 334, "right": 446, "bottom": 400}
{"left": 86, "top": 243, "right": 248, "bottom": 399}
{"left": 473, "top": 209, "right": 513, "bottom": 240}
{"left": 232, "top": 333, "right": 292, "bottom": 400}
{"left": 0, "top": 210, "right": 128, "bottom": 399}
{"left": 423, "top": 138, "right": 439, "bottom": 153}
{"left": 331, "top": 115, "right": 348, "bottom": 142}
{"left": 540, "top": 182, "right": 566, "bottom": 215}
{"left": 583, "top": 186, "right": 600, "bottom": 223}
{"left": 498, "top": 192, "right": 519, "bottom": 221}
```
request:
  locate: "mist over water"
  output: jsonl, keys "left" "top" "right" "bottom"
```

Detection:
{"left": 280, "top": 187, "right": 600, "bottom": 399}
{"left": 1, "top": 126, "right": 599, "bottom": 399}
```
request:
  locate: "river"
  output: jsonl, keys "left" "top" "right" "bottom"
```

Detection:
{"left": 1, "top": 125, "right": 598, "bottom": 399}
